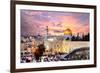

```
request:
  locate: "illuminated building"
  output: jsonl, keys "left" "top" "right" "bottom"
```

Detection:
{"left": 64, "top": 28, "right": 72, "bottom": 40}
{"left": 44, "top": 26, "right": 73, "bottom": 54}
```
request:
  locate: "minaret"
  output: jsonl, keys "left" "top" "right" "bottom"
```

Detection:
{"left": 46, "top": 26, "right": 48, "bottom": 37}
{"left": 44, "top": 26, "right": 49, "bottom": 49}
{"left": 45, "top": 26, "right": 49, "bottom": 40}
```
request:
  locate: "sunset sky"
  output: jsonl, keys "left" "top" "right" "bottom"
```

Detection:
{"left": 21, "top": 9, "right": 90, "bottom": 36}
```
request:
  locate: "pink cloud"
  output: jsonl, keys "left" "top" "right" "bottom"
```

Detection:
{"left": 21, "top": 10, "right": 89, "bottom": 36}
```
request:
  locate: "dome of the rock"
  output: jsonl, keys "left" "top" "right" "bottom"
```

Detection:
{"left": 64, "top": 28, "right": 72, "bottom": 36}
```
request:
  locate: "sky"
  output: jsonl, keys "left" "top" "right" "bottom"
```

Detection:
{"left": 21, "top": 9, "right": 90, "bottom": 36}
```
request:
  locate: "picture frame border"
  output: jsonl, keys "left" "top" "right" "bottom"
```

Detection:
{"left": 10, "top": 0, "right": 97, "bottom": 73}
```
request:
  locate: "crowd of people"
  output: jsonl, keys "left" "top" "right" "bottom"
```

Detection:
{"left": 21, "top": 51, "right": 63, "bottom": 63}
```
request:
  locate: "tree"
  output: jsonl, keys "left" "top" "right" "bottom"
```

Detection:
{"left": 82, "top": 33, "right": 89, "bottom": 41}
{"left": 34, "top": 44, "right": 46, "bottom": 62}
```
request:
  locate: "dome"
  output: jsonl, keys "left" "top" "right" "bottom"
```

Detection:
{"left": 64, "top": 28, "right": 72, "bottom": 35}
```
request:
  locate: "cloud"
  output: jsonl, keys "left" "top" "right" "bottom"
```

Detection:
{"left": 21, "top": 9, "right": 89, "bottom": 36}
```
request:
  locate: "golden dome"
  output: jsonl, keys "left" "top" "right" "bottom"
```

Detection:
{"left": 64, "top": 28, "right": 72, "bottom": 35}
